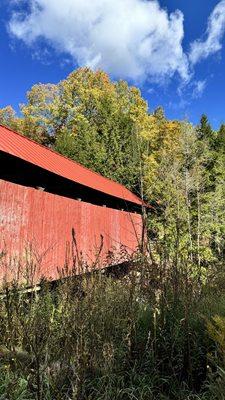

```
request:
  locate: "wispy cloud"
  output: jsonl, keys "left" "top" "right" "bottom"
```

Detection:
{"left": 192, "top": 80, "right": 207, "bottom": 98}
{"left": 8, "top": 0, "right": 190, "bottom": 83}
{"left": 189, "top": 0, "right": 225, "bottom": 64}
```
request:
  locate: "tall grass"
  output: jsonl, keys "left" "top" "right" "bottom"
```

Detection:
{"left": 0, "top": 250, "right": 225, "bottom": 399}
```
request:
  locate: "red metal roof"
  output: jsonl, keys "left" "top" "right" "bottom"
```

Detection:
{"left": 0, "top": 125, "right": 143, "bottom": 206}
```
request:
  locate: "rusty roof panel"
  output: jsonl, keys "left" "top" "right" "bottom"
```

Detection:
{"left": 0, "top": 125, "right": 143, "bottom": 206}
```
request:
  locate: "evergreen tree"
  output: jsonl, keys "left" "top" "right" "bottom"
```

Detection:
{"left": 215, "top": 123, "right": 225, "bottom": 153}
{"left": 197, "top": 114, "right": 217, "bottom": 155}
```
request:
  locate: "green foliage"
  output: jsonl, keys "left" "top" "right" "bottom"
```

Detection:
{"left": 0, "top": 106, "right": 22, "bottom": 132}
{"left": 0, "top": 68, "right": 150, "bottom": 190}
{"left": 0, "top": 366, "right": 32, "bottom": 400}
{"left": 197, "top": 114, "right": 214, "bottom": 146}
{"left": 54, "top": 70, "right": 150, "bottom": 189}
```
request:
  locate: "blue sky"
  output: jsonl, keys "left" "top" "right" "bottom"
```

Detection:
{"left": 0, "top": 0, "right": 225, "bottom": 129}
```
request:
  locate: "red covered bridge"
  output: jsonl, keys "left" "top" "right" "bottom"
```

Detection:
{"left": 0, "top": 125, "right": 144, "bottom": 284}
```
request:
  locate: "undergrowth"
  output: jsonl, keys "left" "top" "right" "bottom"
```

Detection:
{"left": 0, "top": 254, "right": 225, "bottom": 399}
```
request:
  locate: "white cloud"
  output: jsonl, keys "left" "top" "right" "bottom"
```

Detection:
{"left": 189, "top": 0, "right": 225, "bottom": 65}
{"left": 192, "top": 80, "right": 206, "bottom": 98}
{"left": 9, "top": 0, "right": 190, "bottom": 83}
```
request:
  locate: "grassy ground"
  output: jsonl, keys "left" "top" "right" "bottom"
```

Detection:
{"left": 0, "top": 256, "right": 225, "bottom": 399}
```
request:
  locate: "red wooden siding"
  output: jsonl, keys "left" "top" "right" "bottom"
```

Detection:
{"left": 0, "top": 179, "right": 142, "bottom": 284}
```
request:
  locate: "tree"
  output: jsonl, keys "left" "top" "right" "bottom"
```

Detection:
{"left": 197, "top": 114, "right": 213, "bottom": 142}
{"left": 20, "top": 83, "right": 59, "bottom": 145}
{"left": 0, "top": 106, "right": 21, "bottom": 131}
{"left": 53, "top": 69, "right": 151, "bottom": 189}
{"left": 0, "top": 68, "right": 154, "bottom": 191}
{"left": 215, "top": 124, "right": 225, "bottom": 153}
{"left": 144, "top": 120, "right": 217, "bottom": 276}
